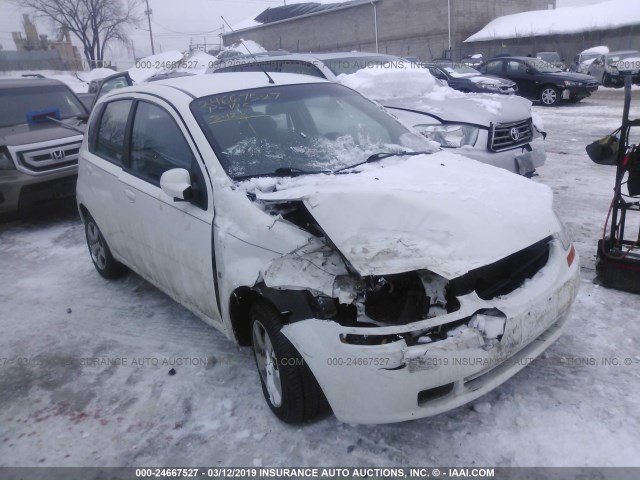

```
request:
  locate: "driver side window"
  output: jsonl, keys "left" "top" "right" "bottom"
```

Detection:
{"left": 129, "top": 102, "right": 194, "bottom": 185}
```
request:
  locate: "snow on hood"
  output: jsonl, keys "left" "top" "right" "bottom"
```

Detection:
{"left": 338, "top": 67, "right": 532, "bottom": 125}
{"left": 581, "top": 46, "right": 609, "bottom": 55}
{"left": 250, "top": 152, "right": 560, "bottom": 280}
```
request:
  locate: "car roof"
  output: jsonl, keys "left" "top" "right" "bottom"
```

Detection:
{"left": 606, "top": 50, "right": 640, "bottom": 56}
{"left": 105, "top": 71, "right": 330, "bottom": 99}
{"left": 215, "top": 51, "right": 402, "bottom": 67}
{"left": 487, "top": 56, "right": 535, "bottom": 62}
{"left": 0, "top": 77, "right": 68, "bottom": 89}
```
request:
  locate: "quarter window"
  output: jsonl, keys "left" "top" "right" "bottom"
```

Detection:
{"left": 129, "top": 102, "right": 194, "bottom": 184}
{"left": 94, "top": 99, "right": 132, "bottom": 166}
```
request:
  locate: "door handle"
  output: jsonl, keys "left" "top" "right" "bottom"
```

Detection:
{"left": 124, "top": 188, "right": 136, "bottom": 203}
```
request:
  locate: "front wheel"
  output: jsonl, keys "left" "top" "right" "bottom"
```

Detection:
{"left": 84, "top": 215, "right": 127, "bottom": 279}
{"left": 250, "top": 301, "right": 326, "bottom": 424}
{"left": 539, "top": 85, "right": 560, "bottom": 106}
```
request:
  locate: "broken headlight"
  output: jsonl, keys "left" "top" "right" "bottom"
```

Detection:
{"left": 415, "top": 124, "right": 479, "bottom": 148}
{"left": 554, "top": 212, "right": 572, "bottom": 250}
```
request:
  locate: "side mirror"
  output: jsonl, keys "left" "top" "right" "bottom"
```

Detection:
{"left": 160, "top": 168, "right": 192, "bottom": 201}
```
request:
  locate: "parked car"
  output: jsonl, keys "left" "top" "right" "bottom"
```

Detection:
{"left": 480, "top": 56, "right": 598, "bottom": 106}
{"left": 587, "top": 50, "right": 640, "bottom": 87}
{"left": 460, "top": 54, "right": 484, "bottom": 68}
{"left": 424, "top": 62, "right": 518, "bottom": 95}
{"left": 0, "top": 78, "right": 88, "bottom": 214}
{"left": 212, "top": 52, "right": 546, "bottom": 176}
{"left": 570, "top": 46, "right": 609, "bottom": 74}
{"left": 535, "top": 51, "right": 566, "bottom": 70}
{"left": 77, "top": 72, "right": 579, "bottom": 425}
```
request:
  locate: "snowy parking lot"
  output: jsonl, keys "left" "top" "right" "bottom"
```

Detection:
{"left": 1, "top": 90, "right": 639, "bottom": 468}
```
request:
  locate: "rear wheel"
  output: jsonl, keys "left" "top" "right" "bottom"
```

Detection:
{"left": 250, "top": 301, "right": 326, "bottom": 424}
{"left": 84, "top": 215, "right": 127, "bottom": 279}
{"left": 539, "top": 85, "right": 560, "bottom": 106}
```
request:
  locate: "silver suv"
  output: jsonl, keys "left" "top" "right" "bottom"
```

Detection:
{"left": 212, "top": 52, "right": 546, "bottom": 176}
{"left": 0, "top": 78, "right": 87, "bottom": 214}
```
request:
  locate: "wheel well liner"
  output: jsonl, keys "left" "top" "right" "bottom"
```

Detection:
{"left": 229, "top": 285, "right": 316, "bottom": 346}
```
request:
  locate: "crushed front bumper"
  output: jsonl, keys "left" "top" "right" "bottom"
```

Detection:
{"left": 282, "top": 239, "right": 579, "bottom": 424}
{"left": 459, "top": 135, "right": 546, "bottom": 176}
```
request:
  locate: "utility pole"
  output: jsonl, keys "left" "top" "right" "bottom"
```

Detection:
{"left": 144, "top": 0, "right": 155, "bottom": 55}
{"left": 370, "top": 1, "right": 378, "bottom": 53}
{"left": 447, "top": 0, "right": 451, "bottom": 57}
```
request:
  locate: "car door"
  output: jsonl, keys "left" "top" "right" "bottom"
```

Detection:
{"left": 117, "top": 97, "right": 221, "bottom": 323}
{"left": 504, "top": 60, "right": 538, "bottom": 98}
{"left": 589, "top": 55, "right": 605, "bottom": 79}
{"left": 84, "top": 98, "right": 135, "bottom": 257}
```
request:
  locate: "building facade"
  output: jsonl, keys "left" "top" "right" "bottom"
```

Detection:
{"left": 223, "top": 0, "right": 555, "bottom": 61}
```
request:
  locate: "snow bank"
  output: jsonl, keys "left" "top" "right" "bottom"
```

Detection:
{"left": 466, "top": 0, "right": 640, "bottom": 42}
{"left": 225, "top": 39, "right": 267, "bottom": 55}
{"left": 232, "top": 0, "right": 347, "bottom": 30}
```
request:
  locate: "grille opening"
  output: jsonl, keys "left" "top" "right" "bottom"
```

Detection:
{"left": 450, "top": 237, "right": 551, "bottom": 300}
{"left": 489, "top": 119, "right": 533, "bottom": 152}
{"left": 418, "top": 383, "right": 455, "bottom": 405}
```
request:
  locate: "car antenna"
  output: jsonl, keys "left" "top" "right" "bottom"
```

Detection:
{"left": 220, "top": 16, "right": 275, "bottom": 84}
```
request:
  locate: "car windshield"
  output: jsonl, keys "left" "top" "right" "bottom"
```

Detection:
{"left": 190, "top": 82, "right": 430, "bottom": 180}
{"left": 444, "top": 65, "right": 481, "bottom": 77}
{"left": 0, "top": 84, "right": 86, "bottom": 128}
{"left": 607, "top": 52, "right": 640, "bottom": 65}
{"left": 322, "top": 56, "right": 407, "bottom": 76}
{"left": 537, "top": 52, "right": 561, "bottom": 62}
{"left": 526, "top": 59, "right": 562, "bottom": 73}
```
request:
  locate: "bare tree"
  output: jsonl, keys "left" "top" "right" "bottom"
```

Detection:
{"left": 16, "top": 0, "right": 140, "bottom": 68}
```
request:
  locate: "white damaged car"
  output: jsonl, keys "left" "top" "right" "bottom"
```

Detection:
{"left": 77, "top": 72, "right": 579, "bottom": 425}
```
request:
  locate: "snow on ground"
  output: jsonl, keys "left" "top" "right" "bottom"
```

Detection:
{"left": 1, "top": 90, "right": 639, "bottom": 468}
{"left": 466, "top": 0, "right": 640, "bottom": 42}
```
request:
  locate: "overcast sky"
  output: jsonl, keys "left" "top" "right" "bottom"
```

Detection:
{"left": 0, "top": 0, "right": 610, "bottom": 65}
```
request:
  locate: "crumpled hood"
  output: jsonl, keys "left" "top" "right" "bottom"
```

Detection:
{"left": 384, "top": 93, "right": 532, "bottom": 126}
{"left": 255, "top": 152, "right": 560, "bottom": 279}
{"left": 0, "top": 122, "right": 84, "bottom": 147}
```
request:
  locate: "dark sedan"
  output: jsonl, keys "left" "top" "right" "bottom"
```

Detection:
{"left": 480, "top": 56, "right": 598, "bottom": 106}
{"left": 425, "top": 63, "right": 518, "bottom": 95}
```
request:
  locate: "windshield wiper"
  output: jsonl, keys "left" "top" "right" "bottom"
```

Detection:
{"left": 43, "top": 115, "right": 84, "bottom": 134}
{"left": 334, "top": 151, "right": 431, "bottom": 173}
{"left": 234, "top": 166, "right": 330, "bottom": 181}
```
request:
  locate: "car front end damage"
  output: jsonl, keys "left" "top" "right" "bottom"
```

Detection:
{"left": 279, "top": 236, "right": 578, "bottom": 424}
{"left": 238, "top": 153, "right": 579, "bottom": 424}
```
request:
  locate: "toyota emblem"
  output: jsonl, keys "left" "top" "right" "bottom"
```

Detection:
{"left": 509, "top": 127, "right": 520, "bottom": 141}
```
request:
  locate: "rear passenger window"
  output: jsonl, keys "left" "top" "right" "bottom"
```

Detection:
{"left": 484, "top": 60, "right": 503, "bottom": 75}
{"left": 94, "top": 99, "right": 132, "bottom": 165}
{"left": 280, "top": 61, "right": 324, "bottom": 78}
{"left": 129, "top": 102, "right": 194, "bottom": 184}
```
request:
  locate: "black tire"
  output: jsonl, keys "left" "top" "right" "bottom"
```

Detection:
{"left": 250, "top": 301, "right": 327, "bottom": 424}
{"left": 539, "top": 85, "right": 560, "bottom": 106}
{"left": 602, "top": 72, "right": 612, "bottom": 87}
{"left": 569, "top": 94, "right": 582, "bottom": 104}
{"left": 84, "top": 214, "right": 127, "bottom": 279}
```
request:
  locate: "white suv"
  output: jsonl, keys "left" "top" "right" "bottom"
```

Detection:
{"left": 77, "top": 72, "right": 579, "bottom": 424}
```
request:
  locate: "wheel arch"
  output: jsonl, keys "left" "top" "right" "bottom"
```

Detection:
{"left": 228, "top": 285, "right": 317, "bottom": 347}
